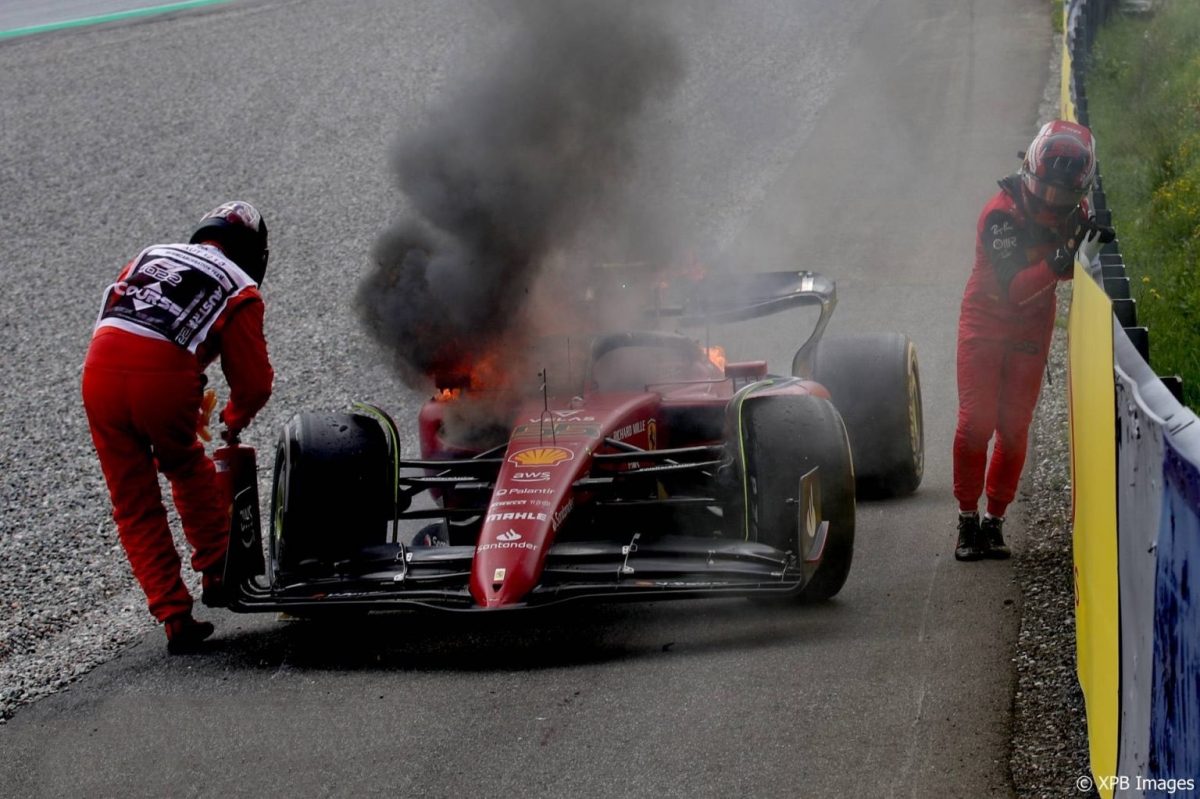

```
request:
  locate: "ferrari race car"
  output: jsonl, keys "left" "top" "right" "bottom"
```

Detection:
{"left": 217, "top": 270, "right": 923, "bottom": 613}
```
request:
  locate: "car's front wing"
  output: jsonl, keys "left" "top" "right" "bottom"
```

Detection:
{"left": 227, "top": 530, "right": 828, "bottom": 614}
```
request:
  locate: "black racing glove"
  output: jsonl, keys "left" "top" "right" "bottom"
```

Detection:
{"left": 1050, "top": 246, "right": 1075, "bottom": 277}
{"left": 1070, "top": 217, "right": 1116, "bottom": 246}
{"left": 1088, "top": 220, "right": 1116, "bottom": 243}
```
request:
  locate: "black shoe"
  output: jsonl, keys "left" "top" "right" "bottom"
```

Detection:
{"left": 165, "top": 614, "right": 215, "bottom": 655}
{"left": 955, "top": 512, "right": 983, "bottom": 561}
{"left": 980, "top": 514, "right": 1011, "bottom": 559}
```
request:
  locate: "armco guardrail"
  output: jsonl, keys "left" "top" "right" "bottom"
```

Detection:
{"left": 1062, "top": 2, "right": 1200, "bottom": 797}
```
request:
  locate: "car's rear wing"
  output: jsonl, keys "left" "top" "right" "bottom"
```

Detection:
{"left": 649, "top": 270, "right": 837, "bottom": 380}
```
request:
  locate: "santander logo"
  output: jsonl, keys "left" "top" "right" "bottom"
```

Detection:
{"left": 476, "top": 528, "right": 537, "bottom": 553}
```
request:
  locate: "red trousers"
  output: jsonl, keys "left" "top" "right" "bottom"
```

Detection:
{"left": 953, "top": 330, "right": 1051, "bottom": 518}
{"left": 82, "top": 332, "right": 228, "bottom": 622}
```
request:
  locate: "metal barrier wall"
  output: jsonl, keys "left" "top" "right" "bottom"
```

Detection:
{"left": 1112, "top": 328, "right": 1200, "bottom": 794}
{"left": 1062, "top": 1, "right": 1200, "bottom": 796}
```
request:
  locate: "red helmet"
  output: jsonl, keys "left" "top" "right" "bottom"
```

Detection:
{"left": 1020, "top": 120, "right": 1097, "bottom": 210}
{"left": 190, "top": 200, "right": 270, "bottom": 283}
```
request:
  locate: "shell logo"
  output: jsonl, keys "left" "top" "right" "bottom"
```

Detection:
{"left": 508, "top": 446, "right": 574, "bottom": 467}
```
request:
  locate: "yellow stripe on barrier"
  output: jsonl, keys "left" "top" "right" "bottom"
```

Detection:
{"left": 1068, "top": 264, "right": 1120, "bottom": 798}
{"left": 1061, "top": 53, "right": 1076, "bottom": 123}
{"left": 1062, "top": 2, "right": 1077, "bottom": 122}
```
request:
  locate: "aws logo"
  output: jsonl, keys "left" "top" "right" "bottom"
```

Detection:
{"left": 508, "top": 446, "right": 574, "bottom": 467}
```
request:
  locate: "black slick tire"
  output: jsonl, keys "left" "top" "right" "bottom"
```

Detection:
{"left": 270, "top": 412, "right": 392, "bottom": 582}
{"left": 741, "top": 394, "right": 856, "bottom": 601}
{"left": 811, "top": 333, "right": 924, "bottom": 499}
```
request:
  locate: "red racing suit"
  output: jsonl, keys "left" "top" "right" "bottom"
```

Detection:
{"left": 953, "top": 175, "right": 1085, "bottom": 517}
{"left": 82, "top": 243, "right": 273, "bottom": 622}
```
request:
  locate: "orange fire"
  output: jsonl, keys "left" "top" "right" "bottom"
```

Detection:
{"left": 677, "top": 251, "right": 707, "bottom": 282}
{"left": 467, "top": 347, "right": 512, "bottom": 392}
{"left": 706, "top": 345, "right": 727, "bottom": 371}
{"left": 434, "top": 342, "right": 522, "bottom": 401}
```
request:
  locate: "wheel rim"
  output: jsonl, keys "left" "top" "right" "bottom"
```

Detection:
{"left": 268, "top": 442, "right": 289, "bottom": 584}
{"left": 906, "top": 345, "right": 924, "bottom": 476}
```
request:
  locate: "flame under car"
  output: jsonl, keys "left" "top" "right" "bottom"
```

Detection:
{"left": 219, "top": 271, "right": 924, "bottom": 613}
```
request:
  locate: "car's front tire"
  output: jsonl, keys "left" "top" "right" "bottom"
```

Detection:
{"left": 270, "top": 412, "right": 392, "bottom": 583}
{"left": 739, "top": 394, "right": 856, "bottom": 601}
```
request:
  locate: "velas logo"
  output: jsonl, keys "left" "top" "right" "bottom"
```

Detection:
{"left": 508, "top": 447, "right": 574, "bottom": 467}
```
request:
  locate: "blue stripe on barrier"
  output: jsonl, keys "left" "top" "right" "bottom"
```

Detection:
{"left": 1150, "top": 443, "right": 1200, "bottom": 784}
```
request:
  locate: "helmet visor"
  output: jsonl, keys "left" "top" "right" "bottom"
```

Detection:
{"left": 1024, "top": 174, "right": 1085, "bottom": 209}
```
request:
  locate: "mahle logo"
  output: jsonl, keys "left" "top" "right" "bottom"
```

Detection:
{"left": 508, "top": 446, "right": 574, "bottom": 467}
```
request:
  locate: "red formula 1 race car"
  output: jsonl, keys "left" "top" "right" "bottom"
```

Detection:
{"left": 216, "top": 270, "right": 923, "bottom": 614}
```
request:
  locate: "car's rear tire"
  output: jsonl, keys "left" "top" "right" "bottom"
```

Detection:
{"left": 740, "top": 394, "right": 856, "bottom": 601}
{"left": 269, "top": 412, "right": 392, "bottom": 583}
{"left": 812, "top": 333, "right": 924, "bottom": 499}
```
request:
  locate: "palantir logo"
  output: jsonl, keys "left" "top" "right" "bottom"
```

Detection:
{"left": 497, "top": 530, "right": 522, "bottom": 542}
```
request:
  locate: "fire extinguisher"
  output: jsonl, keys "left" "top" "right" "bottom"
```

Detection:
{"left": 199, "top": 388, "right": 254, "bottom": 510}
{"left": 213, "top": 442, "right": 255, "bottom": 513}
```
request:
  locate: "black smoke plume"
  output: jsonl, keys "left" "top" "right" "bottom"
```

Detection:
{"left": 358, "top": 1, "right": 685, "bottom": 393}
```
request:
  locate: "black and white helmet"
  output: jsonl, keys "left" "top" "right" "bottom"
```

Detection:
{"left": 190, "top": 200, "right": 270, "bottom": 283}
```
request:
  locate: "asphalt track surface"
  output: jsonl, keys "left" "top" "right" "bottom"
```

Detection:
{"left": 0, "top": 1, "right": 1054, "bottom": 796}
